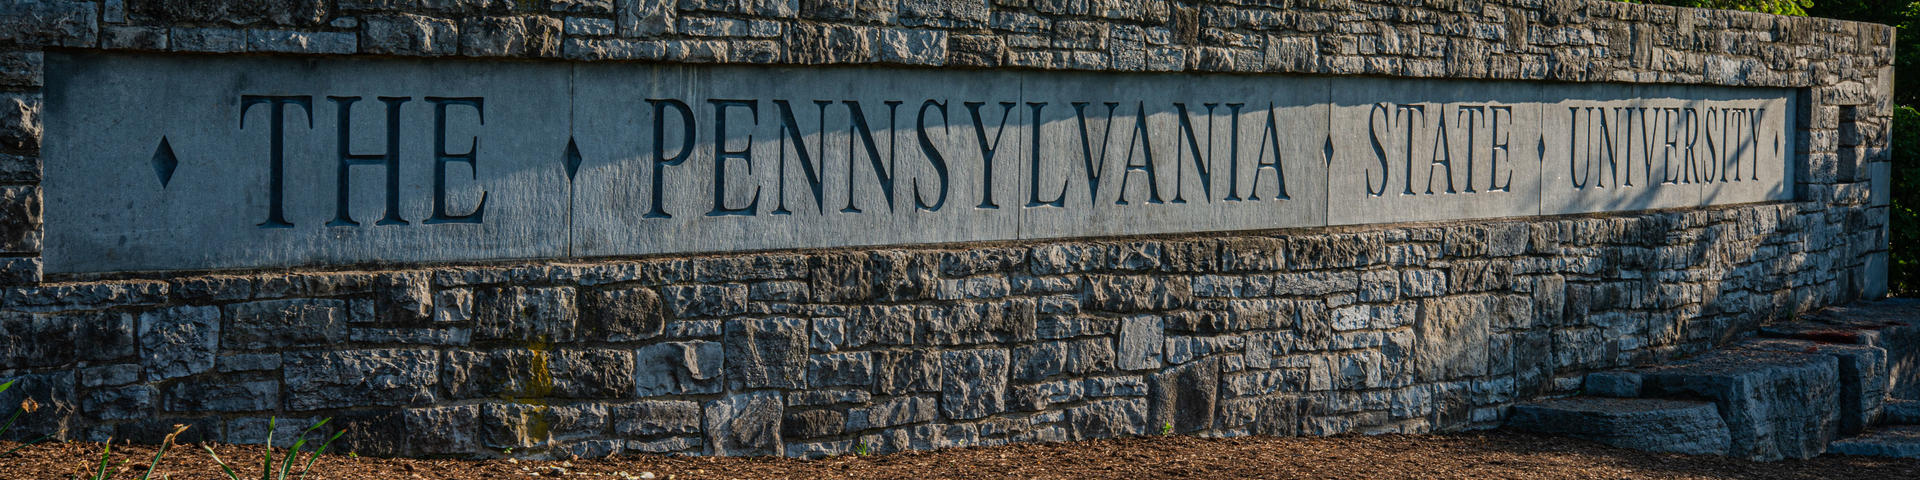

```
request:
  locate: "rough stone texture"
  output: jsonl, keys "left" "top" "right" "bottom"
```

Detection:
{"left": 635, "top": 340, "right": 724, "bottom": 396}
{"left": 137, "top": 306, "right": 218, "bottom": 381}
{"left": 725, "top": 317, "right": 808, "bottom": 389}
{"left": 1509, "top": 397, "right": 1732, "bottom": 456}
{"left": 0, "top": 0, "right": 1893, "bottom": 461}
{"left": 940, "top": 349, "right": 1008, "bottom": 420}
{"left": 1743, "top": 339, "right": 1889, "bottom": 435}
{"left": 705, "top": 391, "right": 783, "bottom": 456}
{"left": 1890, "top": 399, "right": 1920, "bottom": 425}
{"left": 283, "top": 349, "right": 439, "bottom": 411}
{"left": 1828, "top": 425, "right": 1920, "bottom": 459}
{"left": 1639, "top": 348, "right": 1842, "bottom": 461}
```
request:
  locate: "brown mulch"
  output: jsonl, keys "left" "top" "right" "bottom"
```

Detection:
{"left": 2, "top": 430, "right": 1917, "bottom": 480}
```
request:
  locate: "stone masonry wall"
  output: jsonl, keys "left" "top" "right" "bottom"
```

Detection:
{"left": 0, "top": 0, "right": 1897, "bottom": 459}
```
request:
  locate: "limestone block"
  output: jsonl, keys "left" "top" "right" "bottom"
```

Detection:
{"left": 224, "top": 299, "right": 349, "bottom": 350}
{"left": 635, "top": 341, "right": 724, "bottom": 396}
{"left": 1509, "top": 397, "right": 1732, "bottom": 456}
{"left": 283, "top": 349, "right": 439, "bottom": 411}
{"left": 579, "top": 287, "right": 667, "bottom": 341}
{"left": 940, "top": 348, "right": 1009, "bottom": 419}
{"left": 724, "top": 317, "right": 808, "bottom": 389}
{"left": 614, "top": 400, "right": 701, "bottom": 436}
{"left": 1828, "top": 426, "right": 1920, "bottom": 459}
{"left": 405, "top": 405, "right": 480, "bottom": 455}
{"left": 138, "top": 306, "right": 219, "bottom": 381}
{"left": 1638, "top": 348, "right": 1840, "bottom": 461}
{"left": 705, "top": 391, "right": 783, "bottom": 456}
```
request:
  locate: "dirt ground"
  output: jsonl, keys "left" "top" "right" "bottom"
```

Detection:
{"left": 2, "top": 430, "right": 1916, "bottom": 479}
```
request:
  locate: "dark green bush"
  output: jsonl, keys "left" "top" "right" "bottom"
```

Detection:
{"left": 1890, "top": 106, "right": 1920, "bottom": 295}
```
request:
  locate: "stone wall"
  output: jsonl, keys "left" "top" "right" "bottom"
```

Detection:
{"left": 0, "top": 0, "right": 1895, "bottom": 459}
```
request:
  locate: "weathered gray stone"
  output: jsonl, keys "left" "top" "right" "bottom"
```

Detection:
{"left": 1583, "top": 371, "right": 1642, "bottom": 398}
{"left": 460, "top": 15, "right": 562, "bottom": 57}
{"left": 781, "top": 409, "right": 845, "bottom": 439}
{"left": 1083, "top": 275, "right": 1190, "bottom": 312}
{"left": 0, "top": 0, "right": 97, "bottom": 48}
{"left": 224, "top": 299, "right": 348, "bottom": 350}
{"left": 226, "top": 416, "right": 327, "bottom": 447}
{"left": 617, "top": 0, "right": 676, "bottom": 35}
{"left": 664, "top": 284, "right": 749, "bottom": 318}
{"left": 725, "top": 317, "right": 809, "bottom": 389}
{"left": 1888, "top": 399, "right": 1920, "bottom": 424}
{"left": 363, "top": 14, "right": 458, "bottom": 56}
{"left": 246, "top": 29, "right": 356, "bottom": 54}
{"left": 82, "top": 385, "right": 152, "bottom": 421}
{"left": 849, "top": 395, "right": 936, "bottom": 430}
{"left": 1414, "top": 295, "right": 1491, "bottom": 382}
{"left": 1828, "top": 425, "right": 1920, "bottom": 459}
{"left": 70, "top": 309, "right": 137, "bottom": 360}
{"left": 473, "top": 286, "right": 578, "bottom": 342}
{"left": 1639, "top": 348, "right": 1840, "bottom": 461}
{"left": 614, "top": 400, "right": 701, "bottom": 436}
{"left": 941, "top": 349, "right": 1008, "bottom": 419}
{"left": 1014, "top": 338, "right": 1116, "bottom": 382}
{"left": 482, "top": 403, "right": 551, "bottom": 449}
{"left": 705, "top": 391, "right": 783, "bottom": 456}
{"left": 406, "top": 405, "right": 480, "bottom": 455}
{"left": 1509, "top": 397, "right": 1732, "bottom": 456}
{"left": 138, "top": 306, "right": 219, "bottom": 381}
{"left": 807, "top": 351, "right": 874, "bottom": 388}
{"left": 1743, "top": 339, "right": 1887, "bottom": 435}
{"left": 1150, "top": 357, "right": 1219, "bottom": 433}
{"left": 1, "top": 312, "right": 67, "bottom": 369}
{"left": 920, "top": 300, "right": 1037, "bottom": 345}
{"left": 875, "top": 350, "right": 942, "bottom": 395}
{"left": 163, "top": 378, "right": 277, "bottom": 412}
{"left": 284, "top": 349, "right": 439, "bottom": 411}
{"left": 549, "top": 403, "right": 611, "bottom": 437}
{"left": 635, "top": 341, "right": 724, "bottom": 396}
{"left": 1116, "top": 315, "right": 1164, "bottom": 371}
{"left": 551, "top": 348, "right": 638, "bottom": 398}
{"left": 79, "top": 364, "right": 140, "bottom": 388}
{"left": 444, "top": 349, "right": 547, "bottom": 399}
{"left": 1066, "top": 398, "right": 1148, "bottom": 440}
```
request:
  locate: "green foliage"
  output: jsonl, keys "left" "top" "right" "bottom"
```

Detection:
{"left": 1161, "top": 422, "right": 1174, "bottom": 435}
{"left": 204, "top": 417, "right": 346, "bottom": 480}
{"left": 83, "top": 441, "right": 131, "bottom": 480}
{"left": 1618, "top": 0, "right": 1811, "bottom": 16}
{"left": 1890, "top": 106, "right": 1920, "bottom": 295}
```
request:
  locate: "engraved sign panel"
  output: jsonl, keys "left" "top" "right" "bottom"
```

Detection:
{"left": 44, "top": 53, "right": 571, "bottom": 274}
{"left": 42, "top": 52, "right": 1795, "bottom": 274}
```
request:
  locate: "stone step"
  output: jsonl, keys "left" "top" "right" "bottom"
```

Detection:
{"left": 1508, "top": 397, "right": 1730, "bottom": 456}
{"left": 1738, "top": 339, "right": 1888, "bottom": 435}
{"left": 1637, "top": 346, "right": 1840, "bottom": 461}
{"left": 1887, "top": 399, "right": 1920, "bottom": 425}
{"left": 1828, "top": 426, "right": 1920, "bottom": 459}
{"left": 1786, "top": 299, "right": 1920, "bottom": 401}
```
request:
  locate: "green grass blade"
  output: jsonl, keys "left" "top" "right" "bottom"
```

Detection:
{"left": 0, "top": 433, "right": 49, "bottom": 457}
{"left": 202, "top": 445, "right": 241, "bottom": 480}
{"left": 299, "top": 430, "right": 345, "bottom": 480}
{"left": 0, "top": 409, "right": 24, "bottom": 437}
{"left": 0, "top": 379, "right": 14, "bottom": 393}
{"left": 275, "top": 438, "right": 311, "bottom": 480}
{"left": 141, "top": 440, "right": 174, "bottom": 480}
{"left": 92, "top": 442, "right": 113, "bottom": 480}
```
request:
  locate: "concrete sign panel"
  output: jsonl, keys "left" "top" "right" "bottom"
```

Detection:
{"left": 41, "top": 52, "right": 1795, "bottom": 274}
